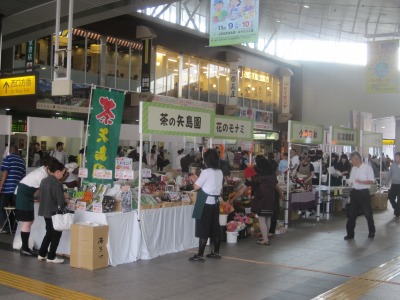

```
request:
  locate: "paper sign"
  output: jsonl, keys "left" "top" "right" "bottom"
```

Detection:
{"left": 76, "top": 201, "right": 87, "bottom": 211}
{"left": 115, "top": 170, "right": 134, "bottom": 180}
{"left": 93, "top": 169, "right": 113, "bottom": 180}
{"left": 67, "top": 199, "right": 76, "bottom": 211}
{"left": 92, "top": 202, "right": 103, "bottom": 213}
{"left": 142, "top": 168, "right": 152, "bottom": 178}
{"left": 115, "top": 157, "right": 132, "bottom": 171}
{"left": 78, "top": 168, "right": 88, "bottom": 178}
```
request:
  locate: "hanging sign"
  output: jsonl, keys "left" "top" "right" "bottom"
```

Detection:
{"left": 0, "top": 74, "right": 37, "bottom": 97}
{"left": 363, "top": 131, "right": 383, "bottom": 148}
{"left": 214, "top": 115, "right": 253, "bottom": 140}
{"left": 140, "top": 102, "right": 214, "bottom": 137}
{"left": 238, "top": 107, "right": 273, "bottom": 130}
{"left": 331, "top": 127, "right": 358, "bottom": 146}
{"left": 209, "top": 0, "right": 259, "bottom": 47}
{"left": 289, "top": 120, "right": 324, "bottom": 144}
{"left": 86, "top": 87, "right": 125, "bottom": 183}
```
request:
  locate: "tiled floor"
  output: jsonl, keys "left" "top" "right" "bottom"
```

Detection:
{"left": 1, "top": 208, "right": 400, "bottom": 299}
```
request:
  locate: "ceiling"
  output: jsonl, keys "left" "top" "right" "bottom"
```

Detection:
{"left": 1, "top": 0, "right": 400, "bottom": 50}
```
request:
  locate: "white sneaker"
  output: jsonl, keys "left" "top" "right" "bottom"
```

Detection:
{"left": 46, "top": 257, "right": 64, "bottom": 264}
{"left": 37, "top": 255, "right": 47, "bottom": 261}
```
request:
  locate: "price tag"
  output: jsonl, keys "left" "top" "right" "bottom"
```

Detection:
{"left": 78, "top": 168, "right": 88, "bottom": 178}
{"left": 67, "top": 199, "right": 76, "bottom": 211}
{"left": 115, "top": 170, "right": 134, "bottom": 180}
{"left": 142, "top": 168, "right": 152, "bottom": 178}
{"left": 92, "top": 202, "right": 103, "bottom": 213}
{"left": 115, "top": 157, "right": 133, "bottom": 171}
{"left": 93, "top": 169, "right": 113, "bottom": 180}
{"left": 76, "top": 201, "right": 87, "bottom": 211}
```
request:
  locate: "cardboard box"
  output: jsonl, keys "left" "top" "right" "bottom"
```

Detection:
{"left": 371, "top": 192, "right": 388, "bottom": 210}
{"left": 70, "top": 224, "right": 109, "bottom": 271}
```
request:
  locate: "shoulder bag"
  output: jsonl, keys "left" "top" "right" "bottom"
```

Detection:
{"left": 52, "top": 206, "right": 74, "bottom": 231}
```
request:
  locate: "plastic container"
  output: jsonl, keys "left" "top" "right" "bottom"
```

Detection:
{"left": 219, "top": 214, "right": 228, "bottom": 226}
{"left": 226, "top": 231, "right": 238, "bottom": 243}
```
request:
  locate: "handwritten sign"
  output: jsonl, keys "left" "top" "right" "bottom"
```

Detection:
{"left": 93, "top": 169, "right": 113, "bottom": 180}
{"left": 78, "top": 168, "right": 88, "bottom": 178}
{"left": 93, "top": 202, "right": 103, "bottom": 213}
{"left": 115, "top": 157, "right": 132, "bottom": 171}
{"left": 142, "top": 168, "right": 152, "bottom": 178}
{"left": 115, "top": 170, "right": 134, "bottom": 180}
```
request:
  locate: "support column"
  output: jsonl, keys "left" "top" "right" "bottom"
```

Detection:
{"left": 394, "top": 116, "right": 400, "bottom": 153}
{"left": 100, "top": 35, "right": 107, "bottom": 86}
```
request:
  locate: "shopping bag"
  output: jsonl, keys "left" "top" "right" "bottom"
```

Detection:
{"left": 52, "top": 207, "right": 74, "bottom": 231}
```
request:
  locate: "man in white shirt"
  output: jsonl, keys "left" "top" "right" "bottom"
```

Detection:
{"left": 289, "top": 149, "right": 299, "bottom": 174}
{"left": 50, "top": 142, "right": 68, "bottom": 165}
{"left": 344, "top": 151, "right": 376, "bottom": 240}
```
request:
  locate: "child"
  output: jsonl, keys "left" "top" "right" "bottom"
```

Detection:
{"left": 37, "top": 160, "right": 67, "bottom": 264}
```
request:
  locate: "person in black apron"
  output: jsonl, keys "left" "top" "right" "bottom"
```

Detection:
{"left": 189, "top": 149, "right": 224, "bottom": 262}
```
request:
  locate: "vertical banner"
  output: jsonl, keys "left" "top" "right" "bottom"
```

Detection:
{"left": 209, "top": 0, "right": 259, "bottom": 47}
{"left": 281, "top": 76, "right": 290, "bottom": 114}
{"left": 228, "top": 62, "right": 239, "bottom": 105}
{"left": 86, "top": 87, "right": 125, "bottom": 183}
{"left": 25, "top": 40, "right": 35, "bottom": 72}
{"left": 141, "top": 39, "right": 152, "bottom": 92}
{"left": 366, "top": 40, "right": 399, "bottom": 93}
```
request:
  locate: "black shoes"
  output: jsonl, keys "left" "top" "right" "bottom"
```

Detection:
{"left": 368, "top": 232, "right": 375, "bottom": 239}
{"left": 20, "top": 248, "right": 38, "bottom": 257}
{"left": 206, "top": 251, "right": 222, "bottom": 259}
{"left": 344, "top": 235, "right": 354, "bottom": 240}
{"left": 188, "top": 254, "right": 205, "bottom": 262}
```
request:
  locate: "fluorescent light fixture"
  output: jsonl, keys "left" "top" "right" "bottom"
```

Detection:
{"left": 136, "top": 119, "right": 139, "bottom": 122}
{"left": 276, "top": 20, "right": 281, "bottom": 23}
{"left": 5, "top": 108, "right": 10, "bottom": 111}
{"left": 381, "top": 126, "right": 386, "bottom": 129}
{"left": 303, "top": 5, "right": 309, "bottom": 8}
{"left": 168, "top": 58, "right": 177, "bottom": 62}
{"left": 55, "top": 112, "right": 60, "bottom": 115}
{"left": 156, "top": 52, "right": 166, "bottom": 56}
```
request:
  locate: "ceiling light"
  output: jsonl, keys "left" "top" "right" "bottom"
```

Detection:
{"left": 55, "top": 112, "right": 60, "bottom": 115}
{"left": 303, "top": 5, "right": 309, "bottom": 8}
{"left": 156, "top": 61, "right": 161, "bottom": 66}
{"left": 136, "top": 119, "right": 139, "bottom": 122}
{"left": 156, "top": 52, "right": 166, "bottom": 56}
{"left": 276, "top": 20, "right": 281, "bottom": 23}
{"left": 5, "top": 108, "right": 10, "bottom": 111}
{"left": 168, "top": 58, "right": 177, "bottom": 63}
{"left": 381, "top": 126, "right": 386, "bottom": 129}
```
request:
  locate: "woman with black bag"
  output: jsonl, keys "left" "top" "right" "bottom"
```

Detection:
{"left": 37, "top": 160, "right": 67, "bottom": 264}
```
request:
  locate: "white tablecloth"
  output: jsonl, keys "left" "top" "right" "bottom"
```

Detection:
{"left": 140, "top": 205, "right": 197, "bottom": 260}
{"left": 14, "top": 203, "right": 197, "bottom": 266}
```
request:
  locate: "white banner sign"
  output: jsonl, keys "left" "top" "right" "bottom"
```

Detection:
{"left": 289, "top": 121, "right": 324, "bottom": 144}
{"left": 93, "top": 169, "right": 113, "bottom": 180}
{"left": 281, "top": 76, "right": 290, "bottom": 114}
{"left": 215, "top": 115, "right": 253, "bottom": 141}
{"left": 331, "top": 127, "right": 358, "bottom": 146}
{"left": 239, "top": 107, "right": 273, "bottom": 130}
{"left": 141, "top": 102, "right": 214, "bottom": 137}
{"left": 363, "top": 131, "right": 382, "bottom": 148}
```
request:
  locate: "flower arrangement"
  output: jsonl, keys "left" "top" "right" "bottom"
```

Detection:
{"left": 226, "top": 220, "right": 247, "bottom": 232}
{"left": 219, "top": 201, "right": 234, "bottom": 215}
{"left": 233, "top": 212, "right": 252, "bottom": 225}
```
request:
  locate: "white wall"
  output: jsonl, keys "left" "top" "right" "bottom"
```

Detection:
{"left": 301, "top": 62, "right": 400, "bottom": 126}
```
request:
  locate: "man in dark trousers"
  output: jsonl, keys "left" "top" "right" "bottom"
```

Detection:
{"left": 344, "top": 151, "right": 376, "bottom": 240}
{"left": 387, "top": 152, "right": 400, "bottom": 218}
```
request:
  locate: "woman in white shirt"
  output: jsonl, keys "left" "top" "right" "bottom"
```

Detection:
{"left": 189, "top": 149, "right": 223, "bottom": 262}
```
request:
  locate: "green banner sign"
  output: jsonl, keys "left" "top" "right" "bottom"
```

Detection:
{"left": 289, "top": 120, "right": 324, "bottom": 144}
{"left": 331, "top": 126, "right": 358, "bottom": 146}
{"left": 140, "top": 102, "right": 214, "bottom": 137}
{"left": 215, "top": 115, "right": 253, "bottom": 140}
{"left": 86, "top": 87, "right": 125, "bottom": 183}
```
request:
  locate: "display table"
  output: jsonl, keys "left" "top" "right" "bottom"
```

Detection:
{"left": 14, "top": 203, "right": 197, "bottom": 266}
{"left": 288, "top": 191, "right": 317, "bottom": 211}
{"left": 139, "top": 205, "right": 197, "bottom": 260}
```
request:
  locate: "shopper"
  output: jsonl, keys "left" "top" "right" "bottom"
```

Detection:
{"left": 16, "top": 157, "right": 57, "bottom": 256}
{"left": 37, "top": 160, "right": 67, "bottom": 263}
{"left": 0, "top": 145, "right": 26, "bottom": 233}
{"left": 32, "top": 142, "right": 43, "bottom": 167}
{"left": 387, "top": 152, "right": 400, "bottom": 218}
{"left": 189, "top": 149, "right": 223, "bottom": 262}
{"left": 289, "top": 149, "right": 299, "bottom": 173}
{"left": 344, "top": 151, "right": 376, "bottom": 240}
{"left": 174, "top": 149, "right": 185, "bottom": 171}
{"left": 146, "top": 149, "right": 157, "bottom": 171}
{"left": 278, "top": 152, "right": 289, "bottom": 175}
{"left": 50, "top": 142, "right": 68, "bottom": 165}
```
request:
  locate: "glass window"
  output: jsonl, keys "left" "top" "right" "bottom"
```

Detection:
{"left": 155, "top": 51, "right": 167, "bottom": 95}
{"left": 199, "top": 60, "right": 209, "bottom": 102}
{"left": 209, "top": 64, "right": 218, "bottom": 103}
{"left": 188, "top": 57, "right": 199, "bottom": 100}
{"left": 166, "top": 51, "right": 179, "bottom": 97}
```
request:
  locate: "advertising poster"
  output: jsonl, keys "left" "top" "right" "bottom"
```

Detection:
{"left": 209, "top": 0, "right": 259, "bottom": 47}
{"left": 238, "top": 107, "right": 273, "bottom": 130}
{"left": 366, "top": 40, "right": 399, "bottom": 93}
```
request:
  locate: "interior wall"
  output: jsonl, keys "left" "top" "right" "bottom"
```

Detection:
{"left": 302, "top": 61, "right": 400, "bottom": 126}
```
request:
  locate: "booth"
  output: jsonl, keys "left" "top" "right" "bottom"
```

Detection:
{"left": 285, "top": 120, "right": 324, "bottom": 227}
